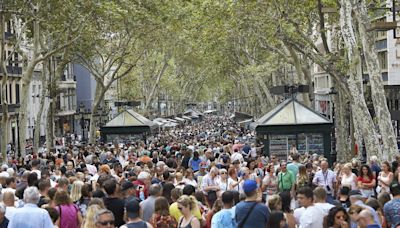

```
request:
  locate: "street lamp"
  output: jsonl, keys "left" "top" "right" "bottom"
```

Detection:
{"left": 79, "top": 102, "right": 86, "bottom": 142}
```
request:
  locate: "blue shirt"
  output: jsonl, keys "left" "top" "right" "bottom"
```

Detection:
{"left": 287, "top": 162, "right": 300, "bottom": 180}
{"left": 383, "top": 198, "right": 400, "bottom": 228}
{"left": 8, "top": 203, "right": 54, "bottom": 228}
{"left": 235, "top": 201, "right": 269, "bottom": 228}
{"left": 211, "top": 208, "right": 236, "bottom": 228}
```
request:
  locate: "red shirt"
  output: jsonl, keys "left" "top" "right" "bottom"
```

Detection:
{"left": 132, "top": 179, "right": 148, "bottom": 199}
{"left": 357, "top": 176, "right": 373, "bottom": 184}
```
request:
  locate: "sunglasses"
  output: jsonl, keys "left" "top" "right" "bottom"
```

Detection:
{"left": 98, "top": 220, "right": 115, "bottom": 226}
{"left": 220, "top": 172, "right": 227, "bottom": 174}
{"left": 178, "top": 207, "right": 183, "bottom": 211}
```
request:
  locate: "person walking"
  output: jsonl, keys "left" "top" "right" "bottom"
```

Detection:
{"left": 277, "top": 162, "right": 295, "bottom": 197}
{"left": 297, "top": 187, "right": 325, "bottom": 228}
{"left": 121, "top": 198, "right": 154, "bottom": 228}
{"left": 211, "top": 191, "right": 236, "bottom": 228}
{"left": 383, "top": 182, "right": 400, "bottom": 228}
{"left": 235, "top": 180, "right": 269, "bottom": 228}
{"left": 313, "top": 161, "right": 336, "bottom": 204}
{"left": 149, "top": 196, "right": 177, "bottom": 228}
{"left": 177, "top": 195, "right": 201, "bottom": 228}
{"left": 8, "top": 187, "right": 54, "bottom": 228}
{"left": 140, "top": 184, "right": 162, "bottom": 222}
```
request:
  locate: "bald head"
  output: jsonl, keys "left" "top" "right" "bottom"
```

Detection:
{"left": 358, "top": 209, "right": 374, "bottom": 226}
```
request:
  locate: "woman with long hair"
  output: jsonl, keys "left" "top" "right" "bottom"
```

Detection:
{"left": 261, "top": 163, "right": 278, "bottom": 203}
{"left": 82, "top": 204, "right": 104, "bottom": 228}
{"left": 296, "top": 165, "right": 310, "bottom": 191}
{"left": 177, "top": 195, "right": 201, "bottom": 228}
{"left": 377, "top": 161, "right": 393, "bottom": 194}
{"left": 357, "top": 165, "right": 376, "bottom": 199}
{"left": 323, "top": 207, "right": 350, "bottom": 228}
{"left": 54, "top": 190, "right": 83, "bottom": 228}
{"left": 150, "top": 196, "right": 178, "bottom": 228}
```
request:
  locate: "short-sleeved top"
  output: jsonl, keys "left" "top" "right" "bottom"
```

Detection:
{"left": 287, "top": 162, "right": 300, "bottom": 180}
{"left": 235, "top": 201, "right": 269, "bottom": 228}
{"left": 313, "top": 170, "right": 336, "bottom": 194}
{"left": 262, "top": 174, "right": 277, "bottom": 195}
{"left": 278, "top": 171, "right": 295, "bottom": 191}
{"left": 211, "top": 208, "right": 236, "bottom": 228}
{"left": 383, "top": 198, "right": 400, "bottom": 228}
{"left": 357, "top": 176, "right": 374, "bottom": 190}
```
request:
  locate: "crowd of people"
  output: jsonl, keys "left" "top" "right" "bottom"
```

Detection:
{"left": 0, "top": 115, "right": 400, "bottom": 228}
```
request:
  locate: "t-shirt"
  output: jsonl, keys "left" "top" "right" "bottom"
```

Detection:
{"left": 104, "top": 197, "right": 125, "bottom": 227}
{"left": 314, "top": 202, "right": 335, "bottom": 216}
{"left": 383, "top": 198, "right": 400, "bottom": 228}
{"left": 278, "top": 171, "right": 295, "bottom": 191}
{"left": 299, "top": 205, "right": 324, "bottom": 228}
{"left": 287, "top": 162, "right": 300, "bottom": 180}
{"left": 235, "top": 201, "right": 269, "bottom": 228}
{"left": 211, "top": 208, "right": 236, "bottom": 228}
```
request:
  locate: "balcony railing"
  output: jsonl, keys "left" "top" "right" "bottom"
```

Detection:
{"left": 0, "top": 66, "right": 22, "bottom": 75}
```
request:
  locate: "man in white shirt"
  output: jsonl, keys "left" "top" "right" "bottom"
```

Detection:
{"left": 312, "top": 160, "right": 336, "bottom": 204}
{"left": 313, "top": 187, "right": 334, "bottom": 215}
{"left": 297, "top": 187, "right": 324, "bottom": 228}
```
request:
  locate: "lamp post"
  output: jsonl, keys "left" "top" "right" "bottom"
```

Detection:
{"left": 79, "top": 103, "right": 86, "bottom": 142}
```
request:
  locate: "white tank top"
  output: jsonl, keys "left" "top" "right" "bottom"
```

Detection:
{"left": 341, "top": 173, "right": 357, "bottom": 190}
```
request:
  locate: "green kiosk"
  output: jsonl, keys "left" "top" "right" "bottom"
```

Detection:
{"left": 100, "top": 109, "right": 156, "bottom": 143}
{"left": 254, "top": 98, "right": 333, "bottom": 164}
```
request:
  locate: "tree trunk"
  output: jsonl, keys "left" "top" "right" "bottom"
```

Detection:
{"left": 143, "top": 60, "right": 168, "bottom": 114}
{"left": 255, "top": 75, "right": 275, "bottom": 109}
{"left": 354, "top": 1, "right": 398, "bottom": 161}
{"left": 253, "top": 80, "right": 267, "bottom": 115}
{"left": 0, "top": 12, "right": 9, "bottom": 163}
{"left": 46, "top": 58, "right": 56, "bottom": 152}
{"left": 88, "top": 82, "right": 106, "bottom": 144}
{"left": 335, "top": 89, "right": 352, "bottom": 162}
{"left": 340, "top": 0, "right": 382, "bottom": 160}
{"left": 18, "top": 62, "right": 35, "bottom": 157}
{"left": 33, "top": 61, "right": 48, "bottom": 153}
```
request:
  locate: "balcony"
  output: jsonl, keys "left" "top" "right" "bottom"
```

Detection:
{"left": 0, "top": 66, "right": 22, "bottom": 76}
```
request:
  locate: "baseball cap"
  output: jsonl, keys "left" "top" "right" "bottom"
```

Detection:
{"left": 390, "top": 181, "right": 400, "bottom": 195}
{"left": 243, "top": 180, "right": 258, "bottom": 193}
{"left": 121, "top": 181, "right": 136, "bottom": 192}
{"left": 125, "top": 198, "right": 140, "bottom": 218}
{"left": 348, "top": 190, "right": 362, "bottom": 197}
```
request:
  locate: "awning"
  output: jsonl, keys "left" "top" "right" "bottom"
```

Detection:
{"left": 174, "top": 117, "right": 185, "bottom": 122}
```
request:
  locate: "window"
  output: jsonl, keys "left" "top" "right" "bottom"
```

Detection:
{"left": 14, "top": 53, "right": 18, "bottom": 67}
{"left": 32, "top": 85, "right": 36, "bottom": 104}
{"left": 8, "top": 83, "right": 12, "bottom": 104}
{"left": 15, "top": 83, "right": 20, "bottom": 104}
{"left": 378, "top": 51, "right": 388, "bottom": 70}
